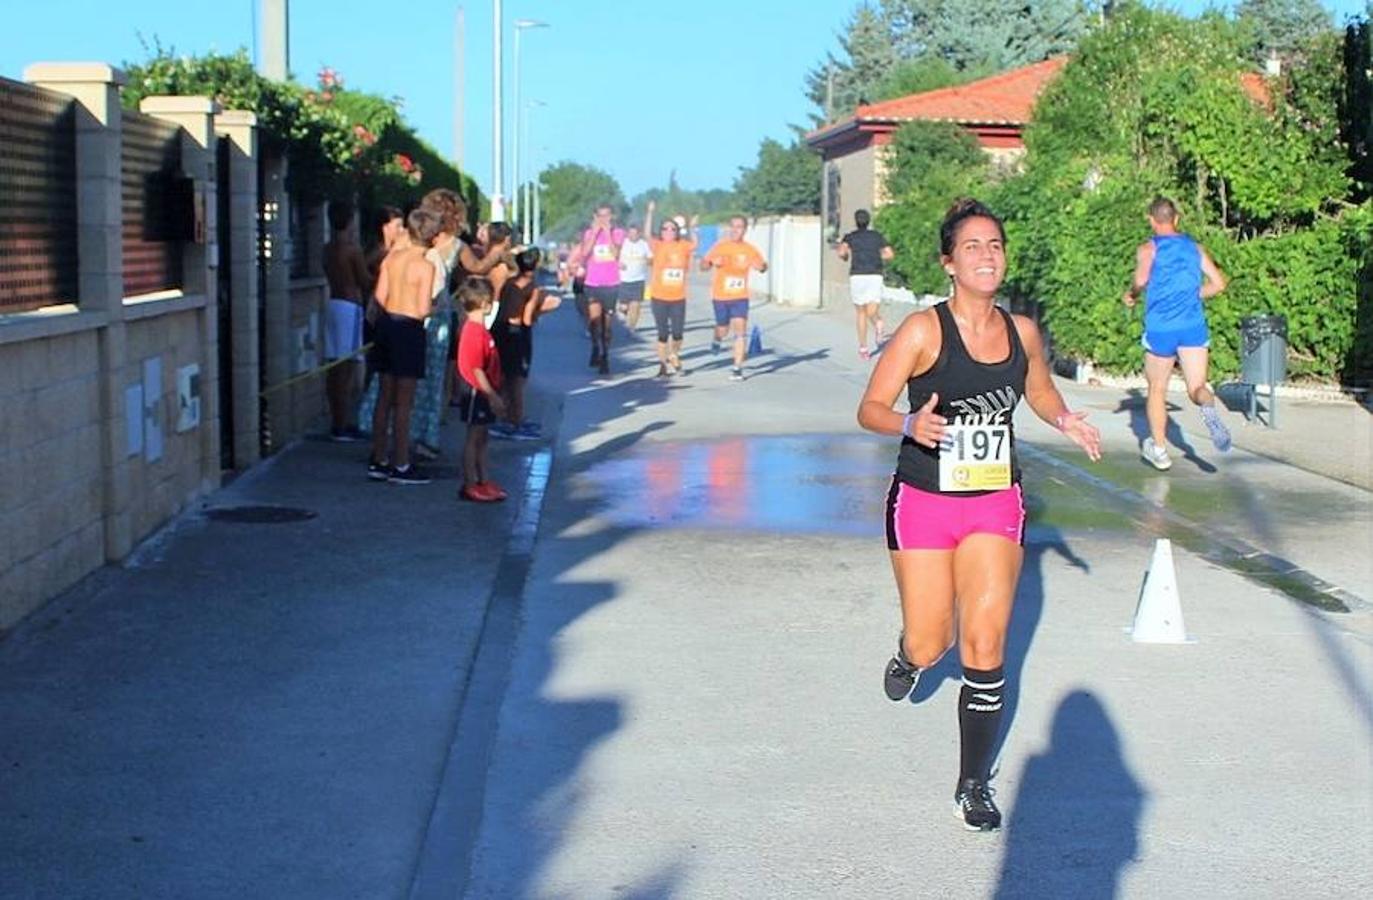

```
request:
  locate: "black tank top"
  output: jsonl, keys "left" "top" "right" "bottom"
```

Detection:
{"left": 896, "top": 301, "right": 1028, "bottom": 495}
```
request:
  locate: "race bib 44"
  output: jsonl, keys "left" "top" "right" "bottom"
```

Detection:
{"left": 663, "top": 268, "right": 685, "bottom": 284}
{"left": 939, "top": 423, "right": 1011, "bottom": 491}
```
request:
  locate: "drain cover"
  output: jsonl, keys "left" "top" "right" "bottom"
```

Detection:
{"left": 204, "top": 505, "right": 317, "bottom": 524}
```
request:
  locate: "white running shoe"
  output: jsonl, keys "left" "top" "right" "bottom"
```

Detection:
{"left": 1200, "top": 405, "right": 1232, "bottom": 452}
{"left": 1141, "top": 437, "right": 1173, "bottom": 471}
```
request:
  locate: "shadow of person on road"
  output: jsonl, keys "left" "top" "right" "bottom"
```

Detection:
{"left": 989, "top": 523, "right": 1088, "bottom": 776}
{"left": 451, "top": 314, "right": 691, "bottom": 898}
{"left": 1114, "top": 389, "right": 1217, "bottom": 473}
{"left": 908, "top": 521, "right": 1088, "bottom": 792}
{"left": 993, "top": 690, "right": 1144, "bottom": 900}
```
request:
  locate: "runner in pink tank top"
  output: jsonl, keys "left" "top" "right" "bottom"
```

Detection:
{"left": 578, "top": 204, "right": 624, "bottom": 375}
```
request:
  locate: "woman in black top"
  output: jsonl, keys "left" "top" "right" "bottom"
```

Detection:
{"left": 857, "top": 199, "right": 1101, "bottom": 832}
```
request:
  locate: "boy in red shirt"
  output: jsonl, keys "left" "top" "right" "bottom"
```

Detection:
{"left": 455, "top": 277, "right": 508, "bottom": 502}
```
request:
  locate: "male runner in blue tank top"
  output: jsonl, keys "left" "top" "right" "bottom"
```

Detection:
{"left": 1123, "top": 196, "right": 1232, "bottom": 470}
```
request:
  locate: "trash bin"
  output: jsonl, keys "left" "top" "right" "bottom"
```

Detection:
{"left": 1239, "top": 314, "right": 1287, "bottom": 427}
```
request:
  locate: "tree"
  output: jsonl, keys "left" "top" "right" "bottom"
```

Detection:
{"left": 880, "top": 0, "right": 1092, "bottom": 71}
{"left": 1237, "top": 0, "right": 1333, "bottom": 61}
{"left": 872, "top": 55, "right": 986, "bottom": 102}
{"left": 807, "top": 1, "right": 1094, "bottom": 121}
{"left": 874, "top": 122, "right": 991, "bottom": 292}
{"left": 537, "top": 161, "right": 626, "bottom": 240}
{"left": 122, "top": 48, "right": 479, "bottom": 206}
{"left": 805, "top": 3, "right": 900, "bottom": 120}
{"left": 628, "top": 172, "right": 737, "bottom": 224}
{"left": 734, "top": 138, "right": 822, "bottom": 216}
{"left": 988, "top": 4, "right": 1363, "bottom": 381}
{"left": 1345, "top": 13, "right": 1373, "bottom": 197}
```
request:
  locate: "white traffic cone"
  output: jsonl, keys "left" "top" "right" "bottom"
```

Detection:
{"left": 1130, "top": 539, "right": 1192, "bottom": 644}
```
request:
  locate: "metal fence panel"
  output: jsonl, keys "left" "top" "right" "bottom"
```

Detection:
{"left": 121, "top": 109, "right": 185, "bottom": 297}
{"left": 0, "top": 77, "right": 78, "bottom": 313}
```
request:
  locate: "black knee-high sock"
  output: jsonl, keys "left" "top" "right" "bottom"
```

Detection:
{"left": 958, "top": 666, "right": 1006, "bottom": 783}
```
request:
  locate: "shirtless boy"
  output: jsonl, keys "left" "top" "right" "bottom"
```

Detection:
{"left": 369, "top": 207, "right": 442, "bottom": 484}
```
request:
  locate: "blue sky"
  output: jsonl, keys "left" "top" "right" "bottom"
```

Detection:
{"left": 1, "top": 1, "right": 1365, "bottom": 200}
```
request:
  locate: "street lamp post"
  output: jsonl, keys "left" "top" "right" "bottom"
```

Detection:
{"left": 523, "top": 99, "right": 546, "bottom": 244}
{"left": 512, "top": 18, "right": 548, "bottom": 230}
{"left": 491, "top": 0, "right": 504, "bottom": 220}
{"left": 533, "top": 143, "right": 548, "bottom": 245}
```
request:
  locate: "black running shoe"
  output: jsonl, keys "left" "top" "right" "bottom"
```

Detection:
{"left": 599, "top": 357, "right": 610, "bottom": 375}
{"left": 367, "top": 459, "right": 390, "bottom": 481}
{"left": 589, "top": 347, "right": 601, "bottom": 368}
{"left": 883, "top": 636, "right": 921, "bottom": 701}
{"left": 387, "top": 464, "right": 431, "bottom": 485}
{"left": 953, "top": 778, "right": 1001, "bottom": 832}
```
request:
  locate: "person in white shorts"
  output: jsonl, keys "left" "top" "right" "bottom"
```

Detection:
{"left": 617, "top": 222, "right": 652, "bottom": 331}
{"left": 323, "top": 200, "right": 371, "bottom": 440}
{"left": 838, "top": 209, "right": 894, "bottom": 360}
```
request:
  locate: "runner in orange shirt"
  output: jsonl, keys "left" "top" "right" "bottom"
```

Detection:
{"left": 701, "top": 215, "right": 768, "bottom": 381}
{"left": 645, "top": 200, "right": 699, "bottom": 377}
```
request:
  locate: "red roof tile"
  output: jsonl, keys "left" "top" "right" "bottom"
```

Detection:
{"left": 855, "top": 56, "right": 1069, "bottom": 126}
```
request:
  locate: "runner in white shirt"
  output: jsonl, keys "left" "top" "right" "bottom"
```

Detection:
{"left": 617, "top": 223, "right": 653, "bottom": 331}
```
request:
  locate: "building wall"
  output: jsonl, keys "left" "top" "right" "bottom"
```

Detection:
{"left": 122, "top": 308, "right": 215, "bottom": 544}
{"left": 0, "top": 66, "right": 236, "bottom": 632}
{"left": 0, "top": 330, "right": 105, "bottom": 625}
{"left": 748, "top": 216, "right": 823, "bottom": 309}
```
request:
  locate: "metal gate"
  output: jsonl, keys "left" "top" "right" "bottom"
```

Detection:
{"left": 216, "top": 135, "right": 235, "bottom": 470}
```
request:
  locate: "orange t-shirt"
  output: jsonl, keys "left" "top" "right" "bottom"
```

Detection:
{"left": 648, "top": 238, "right": 696, "bottom": 301}
{"left": 705, "top": 240, "right": 765, "bottom": 300}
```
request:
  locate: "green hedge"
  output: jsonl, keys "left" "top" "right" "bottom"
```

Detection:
{"left": 988, "top": 6, "right": 1367, "bottom": 385}
{"left": 123, "top": 49, "right": 482, "bottom": 212}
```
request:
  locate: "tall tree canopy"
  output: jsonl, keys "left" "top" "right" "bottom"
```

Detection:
{"left": 807, "top": 1, "right": 1095, "bottom": 121}
{"left": 537, "top": 162, "right": 627, "bottom": 240}
{"left": 734, "top": 138, "right": 822, "bottom": 216}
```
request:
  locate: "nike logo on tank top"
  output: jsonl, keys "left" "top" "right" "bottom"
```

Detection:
{"left": 896, "top": 302, "right": 1029, "bottom": 495}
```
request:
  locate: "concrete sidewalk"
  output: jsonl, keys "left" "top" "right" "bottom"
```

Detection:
{"left": 0, "top": 337, "right": 564, "bottom": 897}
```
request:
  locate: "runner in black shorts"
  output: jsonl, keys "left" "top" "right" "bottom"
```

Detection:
{"left": 857, "top": 199, "right": 1101, "bottom": 831}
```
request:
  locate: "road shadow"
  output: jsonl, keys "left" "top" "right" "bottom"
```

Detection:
{"left": 908, "top": 523, "right": 1088, "bottom": 790}
{"left": 993, "top": 690, "right": 1144, "bottom": 899}
{"left": 1113, "top": 389, "right": 1217, "bottom": 474}
{"left": 991, "top": 525, "right": 1089, "bottom": 774}
{"left": 451, "top": 309, "right": 689, "bottom": 898}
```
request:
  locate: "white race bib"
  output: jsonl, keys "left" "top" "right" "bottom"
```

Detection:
{"left": 939, "top": 423, "right": 1011, "bottom": 492}
{"left": 662, "top": 267, "right": 685, "bottom": 284}
{"left": 724, "top": 276, "right": 747, "bottom": 292}
{"left": 593, "top": 244, "right": 615, "bottom": 261}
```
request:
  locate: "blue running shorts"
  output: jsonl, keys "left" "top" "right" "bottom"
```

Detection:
{"left": 1142, "top": 321, "right": 1209, "bottom": 357}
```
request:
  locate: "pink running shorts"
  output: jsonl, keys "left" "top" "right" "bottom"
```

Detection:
{"left": 885, "top": 479, "right": 1026, "bottom": 551}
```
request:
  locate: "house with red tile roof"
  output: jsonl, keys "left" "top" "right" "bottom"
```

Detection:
{"left": 805, "top": 57, "right": 1068, "bottom": 305}
{"left": 804, "top": 57, "right": 1273, "bottom": 306}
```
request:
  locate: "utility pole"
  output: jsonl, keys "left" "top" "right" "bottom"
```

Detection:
{"left": 512, "top": 19, "right": 548, "bottom": 230}
{"left": 491, "top": 0, "right": 505, "bottom": 220}
{"left": 453, "top": 6, "right": 465, "bottom": 171}
{"left": 259, "top": 0, "right": 289, "bottom": 81}
{"left": 533, "top": 170, "right": 541, "bottom": 244}
{"left": 825, "top": 62, "right": 834, "bottom": 123}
